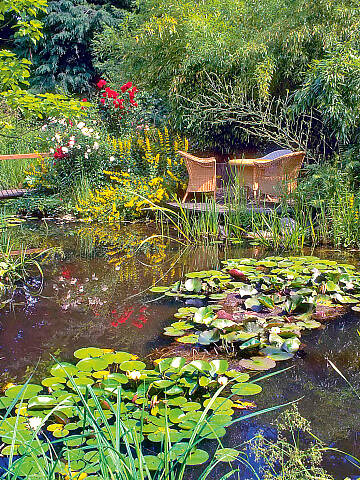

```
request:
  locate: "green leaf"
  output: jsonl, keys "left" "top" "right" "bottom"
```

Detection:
{"left": 215, "top": 448, "right": 240, "bottom": 462}
{"left": 231, "top": 382, "right": 262, "bottom": 395}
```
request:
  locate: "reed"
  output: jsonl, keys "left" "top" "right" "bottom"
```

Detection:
{"left": 0, "top": 365, "right": 294, "bottom": 480}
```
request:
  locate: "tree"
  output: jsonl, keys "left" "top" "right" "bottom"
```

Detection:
{"left": 0, "top": 0, "right": 86, "bottom": 132}
{"left": 14, "top": 0, "right": 137, "bottom": 94}
{"left": 92, "top": 0, "right": 360, "bottom": 152}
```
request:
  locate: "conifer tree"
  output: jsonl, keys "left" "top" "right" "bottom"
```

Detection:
{"left": 15, "top": 0, "right": 136, "bottom": 94}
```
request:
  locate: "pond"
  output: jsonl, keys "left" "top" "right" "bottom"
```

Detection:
{"left": 1, "top": 220, "right": 360, "bottom": 479}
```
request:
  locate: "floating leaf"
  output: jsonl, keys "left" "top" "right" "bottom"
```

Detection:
{"left": 238, "top": 356, "right": 276, "bottom": 371}
{"left": 5, "top": 384, "right": 42, "bottom": 400}
{"left": 176, "top": 334, "right": 199, "bottom": 344}
{"left": 119, "top": 360, "right": 146, "bottom": 371}
{"left": 215, "top": 448, "right": 240, "bottom": 462}
{"left": 73, "top": 347, "right": 104, "bottom": 359}
{"left": 231, "top": 383, "right": 262, "bottom": 395}
{"left": 260, "top": 347, "right": 294, "bottom": 361}
{"left": 184, "top": 278, "right": 202, "bottom": 293}
{"left": 149, "top": 286, "right": 170, "bottom": 293}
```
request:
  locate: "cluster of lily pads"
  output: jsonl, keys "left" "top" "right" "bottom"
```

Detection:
{"left": 151, "top": 256, "right": 360, "bottom": 371}
{"left": 0, "top": 347, "right": 263, "bottom": 477}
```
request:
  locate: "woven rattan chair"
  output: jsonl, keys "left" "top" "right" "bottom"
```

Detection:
{"left": 229, "top": 150, "right": 305, "bottom": 201}
{"left": 177, "top": 150, "right": 216, "bottom": 203}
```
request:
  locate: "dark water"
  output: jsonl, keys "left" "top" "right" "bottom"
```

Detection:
{"left": 1, "top": 221, "right": 360, "bottom": 479}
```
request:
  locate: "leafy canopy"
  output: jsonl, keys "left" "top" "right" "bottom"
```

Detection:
{"left": 0, "top": 0, "right": 86, "bottom": 131}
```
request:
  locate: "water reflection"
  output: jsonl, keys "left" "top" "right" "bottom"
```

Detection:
{"left": 0, "top": 221, "right": 360, "bottom": 478}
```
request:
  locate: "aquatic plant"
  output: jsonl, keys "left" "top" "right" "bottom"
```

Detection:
{"left": 0, "top": 240, "right": 48, "bottom": 303}
{"left": 152, "top": 256, "right": 360, "bottom": 370}
{"left": 251, "top": 405, "right": 335, "bottom": 480}
{"left": 0, "top": 348, "right": 279, "bottom": 478}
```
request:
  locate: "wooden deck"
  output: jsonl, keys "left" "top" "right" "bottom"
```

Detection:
{"left": 0, "top": 188, "right": 30, "bottom": 200}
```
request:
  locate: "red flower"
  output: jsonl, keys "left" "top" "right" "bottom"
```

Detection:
{"left": 81, "top": 98, "right": 88, "bottom": 102}
{"left": 100, "top": 98, "right": 106, "bottom": 105}
{"left": 61, "top": 268, "right": 72, "bottom": 279}
{"left": 97, "top": 79, "right": 107, "bottom": 88}
{"left": 120, "top": 81, "right": 133, "bottom": 93}
{"left": 54, "top": 147, "right": 65, "bottom": 159}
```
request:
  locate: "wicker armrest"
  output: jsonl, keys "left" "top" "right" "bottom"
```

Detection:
{"left": 177, "top": 150, "right": 215, "bottom": 164}
{"left": 229, "top": 158, "right": 256, "bottom": 166}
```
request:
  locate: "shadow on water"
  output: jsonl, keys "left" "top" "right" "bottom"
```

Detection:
{"left": 1, "top": 221, "right": 360, "bottom": 479}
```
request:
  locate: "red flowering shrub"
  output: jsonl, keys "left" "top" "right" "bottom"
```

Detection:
{"left": 95, "top": 78, "right": 139, "bottom": 134}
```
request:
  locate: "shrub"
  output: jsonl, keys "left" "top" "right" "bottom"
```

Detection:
{"left": 75, "top": 174, "right": 169, "bottom": 222}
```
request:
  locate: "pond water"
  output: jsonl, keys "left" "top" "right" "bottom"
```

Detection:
{"left": 1, "top": 220, "right": 360, "bottom": 479}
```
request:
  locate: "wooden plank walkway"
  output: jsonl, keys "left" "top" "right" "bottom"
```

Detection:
{"left": 0, "top": 189, "right": 30, "bottom": 200}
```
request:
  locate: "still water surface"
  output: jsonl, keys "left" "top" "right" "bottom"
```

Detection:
{"left": 1, "top": 221, "right": 360, "bottom": 478}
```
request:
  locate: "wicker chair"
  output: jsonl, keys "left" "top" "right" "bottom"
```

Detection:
{"left": 229, "top": 150, "right": 305, "bottom": 201}
{"left": 177, "top": 150, "right": 216, "bottom": 203}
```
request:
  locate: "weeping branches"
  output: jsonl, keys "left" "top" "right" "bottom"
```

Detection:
{"left": 176, "top": 73, "right": 334, "bottom": 161}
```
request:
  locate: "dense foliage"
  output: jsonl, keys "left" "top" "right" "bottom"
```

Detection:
{"left": 14, "top": 0, "right": 137, "bottom": 94}
{"left": 93, "top": 0, "right": 360, "bottom": 153}
{"left": 0, "top": 0, "right": 85, "bottom": 131}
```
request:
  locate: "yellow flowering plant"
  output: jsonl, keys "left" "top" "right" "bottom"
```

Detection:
{"left": 107, "top": 125, "right": 188, "bottom": 196}
{"left": 76, "top": 171, "right": 169, "bottom": 223}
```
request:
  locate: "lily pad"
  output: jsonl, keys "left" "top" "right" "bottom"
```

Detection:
{"left": 238, "top": 356, "right": 276, "bottom": 371}
{"left": 231, "top": 382, "right": 262, "bottom": 395}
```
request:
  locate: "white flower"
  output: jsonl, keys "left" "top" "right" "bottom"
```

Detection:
{"left": 217, "top": 376, "right": 228, "bottom": 386}
{"left": 50, "top": 148, "right": 55, "bottom": 153}
{"left": 77, "top": 121, "right": 85, "bottom": 129}
{"left": 84, "top": 153, "right": 89, "bottom": 159}
{"left": 270, "top": 327, "right": 281, "bottom": 334}
{"left": 81, "top": 128, "right": 91, "bottom": 137}
{"left": 61, "top": 147, "right": 69, "bottom": 153}
{"left": 86, "top": 148, "right": 91, "bottom": 153}
{"left": 93, "top": 142, "right": 99, "bottom": 150}
{"left": 126, "top": 370, "right": 142, "bottom": 380}
{"left": 110, "top": 156, "right": 115, "bottom": 162}
{"left": 76, "top": 145, "right": 81, "bottom": 149}
{"left": 41, "top": 124, "right": 48, "bottom": 131}
{"left": 27, "top": 417, "right": 43, "bottom": 432}
{"left": 55, "top": 133, "right": 61, "bottom": 142}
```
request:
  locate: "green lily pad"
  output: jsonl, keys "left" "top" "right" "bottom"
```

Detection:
{"left": 231, "top": 382, "right": 262, "bottom": 395}
{"left": 50, "top": 363, "right": 79, "bottom": 377}
{"left": 149, "top": 286, "right": 170, "bottom": 293}
{"left": 74, "top": 347, "right": 104, "bottom": 359}
{"left": 176, "top": 334, "right": 199, "bottom": 344}
{"left": 215, "top": 448, "right": 240, "bottom": 462}
{"left": 119, "top": 360, "right": 146, "bottom": 371}
{"left": 143, "top": 455, "right": 163, "bottom": 470}
{"left": 238, "top": 356, "right": 276, "bottom": 371}
{"left": 5, "top": 384, "right": 42, "bottom": 400}
{"left": 76, "top": 357, "right": 108, "bottom": 372}
{"left": 260, "top": 347, "right": 294, "bottom": 361}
